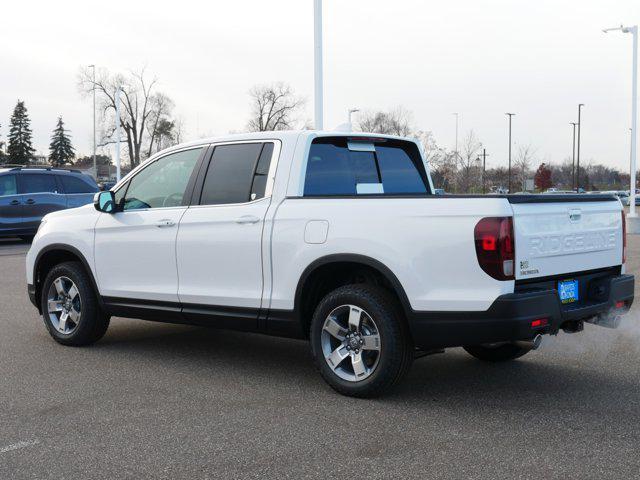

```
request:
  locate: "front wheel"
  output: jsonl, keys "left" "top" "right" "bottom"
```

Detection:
{"left": 463, "top": 343, "right": 530, "bottom": 362}
{"left": 310, "top": 285, "right": 413, "bottom": 398}
{"left": 40, "top": 261, "right": 110, "bottom": 346}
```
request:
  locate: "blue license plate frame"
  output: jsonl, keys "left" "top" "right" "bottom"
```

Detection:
{"left": 558, "top": 279, "right": 579, "bottom": 304}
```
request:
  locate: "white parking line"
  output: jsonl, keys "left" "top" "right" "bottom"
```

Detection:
{"left": 0, "top": 440, "right": 39, "bottom": 454}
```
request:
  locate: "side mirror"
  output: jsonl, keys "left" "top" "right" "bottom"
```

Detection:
{"left": 94, "top": 191, "right": 117, "bottom": 213}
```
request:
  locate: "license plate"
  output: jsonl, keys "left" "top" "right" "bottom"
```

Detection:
{"left": 558, "top": 279, "right": 579, "bottom": 304}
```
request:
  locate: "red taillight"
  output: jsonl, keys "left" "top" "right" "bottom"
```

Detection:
{"left": 531, "top": 318, "right": 548, "bottom": 328}
{"left": 622, "top": 211, "right": 627, "bottom": 264}
{"left": 474, "top": 217, "right": 515, "bottom": 281}
{"left": 615, "top": 301, "right": 625, "bottom": 309}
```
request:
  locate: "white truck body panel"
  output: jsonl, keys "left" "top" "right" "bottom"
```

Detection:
{"left": 512, "top": 201, "right": 624, "bottom": 280}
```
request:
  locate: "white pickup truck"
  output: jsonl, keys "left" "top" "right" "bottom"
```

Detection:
{"left": 26, "top": 131, "right": 634, "bottom": 397}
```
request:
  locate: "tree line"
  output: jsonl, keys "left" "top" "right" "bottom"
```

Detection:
{"left": 1, "top": 66, "right": 636, "bottom": 192}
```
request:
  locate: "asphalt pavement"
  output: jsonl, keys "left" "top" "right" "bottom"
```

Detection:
{"left": 1, "top": 236, "right": 639, "bottom": 479}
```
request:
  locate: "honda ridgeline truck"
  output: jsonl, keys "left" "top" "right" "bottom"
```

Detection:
{"left": 26, "top": 131, "right": 634, "bottom": 397}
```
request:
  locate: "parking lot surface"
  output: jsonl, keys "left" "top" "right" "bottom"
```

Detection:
{"left": 1, "top": 236, "right": 639, "bottom": 479}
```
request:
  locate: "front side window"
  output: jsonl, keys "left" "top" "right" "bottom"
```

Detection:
{"left": 59, "top": 175, "right": 98, "bottom": 194}
{"left": 199, "top": 142, "right": 274, "bottom": 205}
{"left": 20, "top": 174, "right": 58, "bottom": 194}
{"left": 0, "top": 175, "right": 17, "bottom": 196}
{"left": 303, "top": 137, "right": 428, "bottom": 196}
{"left": 122, "top": 148, "right": 202, "bottom": 210}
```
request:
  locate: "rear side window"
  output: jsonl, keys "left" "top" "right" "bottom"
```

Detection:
{"left": 303, "top": 137, "right": 429, "bottom": 196}
{"left": 0, "top": 175, "right": 17, "bottom": 196}
{"left": 199, "top": 142, "right": 274, "bottom": 205}
{"left": 59, "top": 175, "right": 98, "bottom": 194}
{"left": 20, "top": 174, "right": 58, "bottom": 194}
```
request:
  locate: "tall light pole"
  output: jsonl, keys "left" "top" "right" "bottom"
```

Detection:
{"left": 604, "top": 25, "right": 637, "bottom": 218}
{"left": 576, "top": 104, "right": 584, "bottom": 192}
{"left": 506, "top": 113, "right": 515, "bottom": 193}
{"left": 478, "top": 148, "right": 489, "bottom": 194}
{"left": 570, "top": 122, "right": 578, "bottom": 190}
{"left": 348, "top": 108, "right": 359, "bottom": 131}
{"left": 115, "top": 87, "right": 121, "bottom": 182}
{"left": 313, "top": 0, "right": 323, "bottom": 130}
{"left": 89, "top": 64, "right": 97, "bottom": 180}
{"left": 452, "top": 113, "right": 459, "bottom": 161}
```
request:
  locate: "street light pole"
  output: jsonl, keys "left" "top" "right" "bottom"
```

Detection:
{"left": 452, "top": 113, "right": 459, "bottom": 161}
{"left": 89, "top": 64, "right": 97, "bottom": 180}
{"left": 313, "top": 0, "right": 323, "bottom": 130}
{"left": 348, "top": 108, "right": 359, "bottom": 131}
{"left": 570, "top": 122, "right": 578, "bottom": 190}
{"left": 478, "top": 148, "right": 489, "bottom": 194}
{"left": 576, "top": 104, "right": 584, "bottom": 192}
{"left": 506, "top": 113, "right": 515, "bottom": 193}
{"left": 115, "top": 87, "right": 121, "bottom": 182}
{"left": 603, "top": 25, "right": 637, "bottom": 217}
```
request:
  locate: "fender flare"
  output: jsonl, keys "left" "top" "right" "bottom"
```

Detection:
{"left": 293, "top": 253, "right": 413, "bottom": 319}
{"left": 33, "top": 243, "right": 103, "bottom": 310}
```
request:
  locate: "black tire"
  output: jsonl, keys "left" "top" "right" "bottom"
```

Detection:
{"left": 40, "top": 261, "right": 110, "bottom": 346}
{"left": 463, "top": 343, "right": 530, "bottom": 362}
{"left": 310, "top": 284, "right": 413, "bottom": 398}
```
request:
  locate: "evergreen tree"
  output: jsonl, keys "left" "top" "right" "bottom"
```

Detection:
{"left": 48, "top": 117, "right": 75, "bottom": 167}
{"left": 7, "top": 100, "right": 35, "bottom": 165}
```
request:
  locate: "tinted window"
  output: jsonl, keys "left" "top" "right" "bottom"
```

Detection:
{"left": 123, "top": 148, "right": 201, "bottom": 210}
{"left": 200, "top": 143, "right": 272, "bottom": 205}
{"left": 0, "top": 175, "right": 17, "bottom": 196}
{"left": 303, "top": 138, "right": 428, "bottom": 196}
{"left": 59, "top": 175, "right": 98, "bottom": 194}
{"left": 376, "top": 146, "right": 427, "bottom": 194}
{"left": 20, "top": 174, "right": 58, "bottom": 194}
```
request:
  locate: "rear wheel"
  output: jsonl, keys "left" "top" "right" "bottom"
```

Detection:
{"left": 40, "top": 261, "right": 110, "bottom": 346}
{"left": 310, "top": 285, "right": 413, "bottom": 398}
{"left": 463, "top": 343, "right": 530, "bottom": 362}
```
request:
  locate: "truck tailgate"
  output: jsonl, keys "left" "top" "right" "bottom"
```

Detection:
{"left": 510, "top": 196, "right": 623, "bottom": 280}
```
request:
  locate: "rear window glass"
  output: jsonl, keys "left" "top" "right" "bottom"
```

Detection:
{"left": 303, "top": 137, "right": 428, "bottom": 196}
{"left": 20, "top": 174, "right": 58, "bottom": 194}
{"left": 59, "top": 175, "right": 98, "bottom": 194}
{"left": 0, "top": 175, "right": 17, "bottom": 196}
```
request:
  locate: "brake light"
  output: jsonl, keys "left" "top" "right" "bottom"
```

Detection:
{"left": 622, "top": 211, "right": 627, "bottom": 264}
{"left": 474, "top": 217, "right": 515, "bottom": 281}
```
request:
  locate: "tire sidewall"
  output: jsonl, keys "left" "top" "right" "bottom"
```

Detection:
{"left": 310, "top": 285, "right": 408, "bottom": 396}
{"left": 40, "top": 262, "right": 100, "bottom": 345}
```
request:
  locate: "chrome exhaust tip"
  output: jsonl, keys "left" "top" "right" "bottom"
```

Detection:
{"left": 513, "top": 334, "right": 543, "bottom": 351}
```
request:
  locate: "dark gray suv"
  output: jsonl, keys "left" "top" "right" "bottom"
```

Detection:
{"left": 0, "top": 166, "right": 99, "bottom": 241}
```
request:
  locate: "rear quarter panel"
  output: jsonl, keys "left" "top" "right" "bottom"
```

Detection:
{"left": 269, "top": 197, "right": 514, "bottom": 312}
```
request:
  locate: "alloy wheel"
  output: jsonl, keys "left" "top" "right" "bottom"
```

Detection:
{"left": 320, "top": 304, "right": 381, "bottom": 382}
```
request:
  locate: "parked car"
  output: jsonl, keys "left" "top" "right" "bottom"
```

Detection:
{"left": 25, "top": 131, "right": 634, "bottom": 397}
{"left": 624, "top": 195, "right": 640, "bottom": 206}
{"left": 0, "top": 166, "right": 98, "bottom": 241}
{"left": 98, "top": 181, "right": 116, "bottom": 191}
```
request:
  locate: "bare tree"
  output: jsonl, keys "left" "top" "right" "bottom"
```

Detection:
{"left": 146, "top": 93, "right": 176, "bottom": 157}
{"left": 358, "top": 107, "right": 413, "bottom": 136}
{"left": 514, "top": 144, "right": 536, "bottom": 191}
{"left": 456, "top": 130, "right": 482, "bottom": 193}
{"left": 247, "top": 82, "right": 303, "bottom": 132}
{"left": 78, "top": 67, "right": 176, "bottom": 168}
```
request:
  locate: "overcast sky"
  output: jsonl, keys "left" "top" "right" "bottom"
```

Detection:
{"left": 1, "top": 0, "right": 639, "bottom": 171}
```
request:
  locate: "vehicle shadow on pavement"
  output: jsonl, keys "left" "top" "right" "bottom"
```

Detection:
{"left": 93, "top": 318, "right": 638, "bottom": 406}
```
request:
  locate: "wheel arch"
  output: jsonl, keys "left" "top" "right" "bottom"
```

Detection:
{"left": 293, "top": 254, "right": 412, "bottom": 337}
{"left": 33, "top": 244, "right": 102, "bottom": 313}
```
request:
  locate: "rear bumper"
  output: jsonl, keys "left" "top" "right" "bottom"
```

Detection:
{"left": 409, "top": 274, "right": 634, "bottom": 350}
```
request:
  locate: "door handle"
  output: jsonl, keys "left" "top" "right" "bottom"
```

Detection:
{"left": 10, "top": 200, "right": 20, "bottom": 205}
{"left": 156, "top": 219, "right": 176, "bottom": 228}
{"left": 26, "top": 199, "right": 35, "bottom": 204}
{"left": 235, "top": 215, "right": 260, "bottom": 225}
